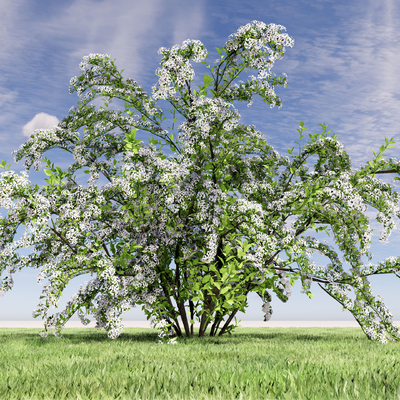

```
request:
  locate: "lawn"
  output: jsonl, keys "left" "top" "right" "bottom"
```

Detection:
{"left": 0, "top": 326, "right": 399, "bottom": 399}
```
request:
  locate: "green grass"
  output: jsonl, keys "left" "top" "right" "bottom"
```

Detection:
{"left": 0, "top": 326, "right": 399, "bottom": 399}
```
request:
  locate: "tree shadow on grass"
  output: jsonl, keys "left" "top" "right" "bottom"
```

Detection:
{"left": 0, "top": 327, "right": 159, "bottom": 345}
{"left": 0, "top": 326, "right": 374, "bottom": 347}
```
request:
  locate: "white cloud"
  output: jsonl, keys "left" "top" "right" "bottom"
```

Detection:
{"left": 22, "top": 112, "right": 60, "bottom": 138}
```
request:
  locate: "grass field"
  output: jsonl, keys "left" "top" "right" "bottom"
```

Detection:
{"left": 0, "top": 326, "right": 399, "bottom": 399}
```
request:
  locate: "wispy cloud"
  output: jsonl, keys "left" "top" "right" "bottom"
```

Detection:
{"left": 1, "top": 0, "right": 399, "bottom": 322}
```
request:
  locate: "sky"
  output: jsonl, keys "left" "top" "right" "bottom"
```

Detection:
{"left": 0, "top": 0, "right": 400, "bottom": 327}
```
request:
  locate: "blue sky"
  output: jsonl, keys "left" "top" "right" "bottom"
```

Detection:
{"left": 1, "top": 0, "right": 400, "bottom": 326}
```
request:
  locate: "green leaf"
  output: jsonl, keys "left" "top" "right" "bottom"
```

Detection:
{"left": 202, "top": 74, "right": 213, "bottom": 87}
{"left": 221, "top": 272, "right": 229, "bottom": 282}
{"left": 237, "top": 249, "right": 245, "bottom": 258}
{"left": 220, "top": 285, "right": 231, "bottom": 295}
{"left": 236, "top": 294, "right": 247, "bottom": 302}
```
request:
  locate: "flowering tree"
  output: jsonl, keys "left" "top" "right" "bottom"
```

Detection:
{"left": 1, "top": 20, "right": 400, "bottom": 345}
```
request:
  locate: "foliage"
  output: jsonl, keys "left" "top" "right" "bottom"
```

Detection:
{"left": 1, "top": 21, "right": 400, "bottom": 345}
